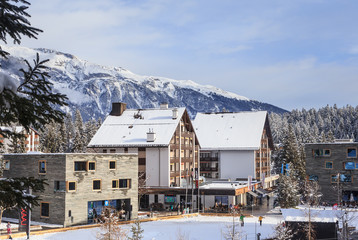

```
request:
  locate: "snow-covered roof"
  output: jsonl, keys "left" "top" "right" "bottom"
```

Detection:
{"left": 281, "top": 208, "right": 338, "bottom": 223}
{"left": 193, "top": 111, "right": 268, "bottom": 150}
{"left": 200, "top": 181, "right": 249, "bottom": 190}
{"left": 88, "top": 107, "right": 186, "bottom": 147}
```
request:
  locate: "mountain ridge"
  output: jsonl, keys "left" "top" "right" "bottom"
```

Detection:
{"left": 0, "top": 45, "right": 287, "bottom": 121}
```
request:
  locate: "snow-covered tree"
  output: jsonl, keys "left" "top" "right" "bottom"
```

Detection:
{"left": 97, "top": 207, "right": 128, "bottom": 240}
{"left": 0, "top": 177, "right": 46, "bottom": 224}
{"left": 277, "top": 172, "right": 300, "bottom": 208}
{"left": 73, "top": 109, "right": 85, "bottom": 153}
{"left": 271, "top": 222, "right": 294, "bottom": 240}
{"left": 0, "top": 0, "right": 68, "bottom": 149}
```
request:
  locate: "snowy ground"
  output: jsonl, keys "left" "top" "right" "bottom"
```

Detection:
{"left": 11, "top": 215, "right": 283, "bottom": 240}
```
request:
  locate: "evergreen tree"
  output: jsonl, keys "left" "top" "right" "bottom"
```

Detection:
{"left": 0, "top": 0, "right": 68, "bottom": 148}
{"left": 271, "top": 222, "right": 294, "bottom": 240}
{"left": 128, "top": 219, "right": 144, "bottom": 240}
{"left": 277, "top": 171, "right": 300, "bottom": 208}
{"left": 0, "top": 177, "right": 47, "bottom": 223}
{"left": 73, "top": 110, "right": 85, "bottom": 153}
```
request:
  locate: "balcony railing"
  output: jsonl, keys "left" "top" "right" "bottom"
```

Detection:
{"left": 200, "top": 157, "right": 219, "bottom": 162}
{"left": 200, "top": 167, "right": 218, "bottom": 172}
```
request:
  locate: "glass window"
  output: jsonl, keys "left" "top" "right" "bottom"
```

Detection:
{"left": 309, "top": 175, "right": 318, "bottom": 181}
{"left": 331, "top": 175, "right": 338, "bottom": 183}
{"left": 340, "top": 174, "right": 352, "bottom": 183}
{"left": 325, "top": 161, "right": 333, "bottom": 169}
{"left": 68, "top": 182, "right": 76, "bottom": 191}
{"left": 344, "top": 162, "right": 355, "bottom": 170}
{"left": 112, "top": 180, "right": 119, "bottom": 188}
{"left": 323, "top": 149, "right": 331, "bottom": 156}
{"left": 93, "top": 180, "right": 101, "bottom": 190}
{"left": 348, "top": 148, "right": 357, "bottom": 158}
{"left": 109, "top": 161, "right": 116, "bottom": 169}
{"left": 88, "top": 162, "right": 95, "bottom": 171}
{"left": 39, "top": 160, "right": 46, "bottom": 174}
{"left": 74, "top": 161, "right": 87, "bottom": 171}
{"left": 4, "top": 160, "right": 10, "bottom": 170}
{"left": 119, "top": 179, "right": 131, "bottom": 188}
{"left": 41, "top": 202, "right": 49, "bottom": 217}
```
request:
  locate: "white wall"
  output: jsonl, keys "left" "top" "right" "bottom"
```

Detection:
{"left": 220, "top": 150, "right": 255, "bottom": 180}
{"left": 146, "top": 147, "right": 170, "bottom": 187}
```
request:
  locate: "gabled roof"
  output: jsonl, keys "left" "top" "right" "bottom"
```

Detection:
{"left": 193, "top": 111, "right": 268, "bottom": 150}
{"left": 88, "top": 107, "right": 186, "bottom": 147}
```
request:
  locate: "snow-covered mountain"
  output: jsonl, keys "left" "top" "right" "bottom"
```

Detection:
{"left": 0, "top": 46, "right": 286, "bottom": 121}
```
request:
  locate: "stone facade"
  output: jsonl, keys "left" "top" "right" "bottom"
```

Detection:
{"left": 2, "top": 153, "right": 138, "bottom": 227}
{"left": 305, "top": 142, "right": 358, "bottom": 204}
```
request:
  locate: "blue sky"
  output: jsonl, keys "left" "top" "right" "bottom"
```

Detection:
{"left": 17, "top": 0, "right": 358, "bottom": 111}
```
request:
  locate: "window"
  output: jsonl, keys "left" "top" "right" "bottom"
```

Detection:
{"left": 170, "top": 163, "right": 174, "bottom": 172}
{"left": 331, "top": 175, "right": 338, "bottom": 183}
{"left": 344, "top": 162, "right": 355, "bottom": 170}
{"left": 112, "top": 180, "right": 119, "bottom": 189}
{"left": 313, "top": 149, "right": 330, "bottom": 157}
{"left": 88, "top": 161, "right": 96, "bottom": 171}
{"left": 67, "top": 181, "right": 76, "bottom": 192}
{"left": 110, "top": 149, "right": 115, "bottom": 153}
{"left": 54, "top": 181, "right": 66, "bottom": 192}
{"left": 39, "top": 160, "right": 46, "bottom": 174}
{"left": 119, "top": 179, "right": 131, "bottom": 188}
{"left": 93, "top": 180, "right": 101, "bottom": 190}
{"left": 325, "top": 161, "right": 333, "bottom": 169}
{"left": 74, "top": 161, "right": 87, "bottom": 171}
{"left": 181, "top": 162, "right": 184, "bottom": 171}
{"left": 103, "top": 149, "right": 107, "bottom": 153}
{"left": 4, "top": 160, "right": 10, "bottom": 170}
{"left": 341, "top": 174, "right": 352, "bottom": 183}
{"left": 323, "top": 149, "right": 331, "bottom": 156}
{"left": 348, "top": 148, "right": 356, "bottom": 157}
{"left": 348, "top": 148, "right": 357, "bottom": 158}
{"left": 309, "top": 175, "right": 318, "bottom": 181}
{"left": 41, "top": 202, "right": 49, "bottom": 217}
{"left": 109, "top": 161, "right": 116, "bottom": 170}
{"left": 69, "top": 210, "right": 71, "bottom": 217}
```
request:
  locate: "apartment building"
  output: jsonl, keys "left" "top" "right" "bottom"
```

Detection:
{"left": 2, "top": 153, "right": 138, "bottom": 226}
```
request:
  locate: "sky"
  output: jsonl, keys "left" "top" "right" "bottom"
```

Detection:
{"left": 13, "top": 0, "right": 358, "bottom": 111}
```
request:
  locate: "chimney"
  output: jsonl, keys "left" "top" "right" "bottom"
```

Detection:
{"left": 172, "top": 108, "right": 178, "bottom": 119}
{"left": 160, "top": 102, "right": 169, "bottom": 110}
{"left": 110, "top": 102, "right": 126, "bottom": 116}
{"left": 147, "top": 129, "right": 156, "bottom": 142}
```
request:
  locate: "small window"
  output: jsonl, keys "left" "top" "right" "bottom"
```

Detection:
{"left": 67, "top": 181, "right": 76, "bottom": 192}
{"left": 331, "top": 175, "right": 338, "bottom": 183}
{"left": 41, "top": 202, "right": 50, "bottom": 217}
{"left": 69, "top": 210, "right": 72, "bottom": 217}
{"left": 348, "top": 148, "right": 357, "bottom": 158}
{"left": 93, "top": 180, "right": 101, "bottom": 190}
{"left": 341, "top": 174, "right": 352, "bottom": 183}
{"left": 323, "top": 149, "right": 331, "bottom": 156}
{"left": 344, "top": 162, "right": 355, "bottom": 170}
{"left": 39, "top": 160, "right": 46, "bottom": 174}
{"left": 112, "top": 180, "right": 119, "bottom": 189}
{"left": 54, "top": 181, "right": 66, "bottom": 192}
{"left": 109, "top": 161, "right": 116, "bottom": 170}
{"left": 110, "top": 149, "right": 115, "bottom": 153}
{"left": 74, "top": 161, "right": 87, "bottom": 171}
{"left": 309, "top": 175, "right": 318, "bottom": 181}
{"left": 88, "top": 161, "right": 96, "bottom": 171}
{"left": 119, "top": 179, "right": 131, "bottom": 189}
{"left": 4, "top": 160, "right": 10, "bottom": 170}
{"left": 325, "top": 161, "right": 333, "bottom": 169}
{"left": 103, "top": 149, "right": 107, "bottom": 153}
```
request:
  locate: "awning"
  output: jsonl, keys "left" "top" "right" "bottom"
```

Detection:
{"left": 256, "top": 188, "right": 268, "bottom": 195}
{"left": 247, "top": 191, "right": 259, "bottom": 197}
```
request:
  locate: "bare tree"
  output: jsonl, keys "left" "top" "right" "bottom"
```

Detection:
{"left": 271, "top": 222, "right": 294, "bottom": 240}
{"left": 222, "top": 209, "right": 245, "bottom": 240}
{"left": 138, "top": 172, "right": 149, "bottom": 209}
{"left": 176, "top": 228, "right": 190, "bottom": 240}
{"left": 97, "top": 207, "right": 128, "bottom": 240}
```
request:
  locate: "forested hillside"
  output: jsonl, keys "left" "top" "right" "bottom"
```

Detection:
{"left": 269, "top": 104, "right": 358, "bottom": 145}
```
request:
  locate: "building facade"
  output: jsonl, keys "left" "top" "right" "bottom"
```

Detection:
{"left": 305, "top": 141, "right": 358, "bottom": 205}
{"left": 0, "top": 126, "right": 40, "bottom": 153}
{"left": 2, "top": 153, "right": 138, "bottom": 226}
{"left": 87, "top": 102, "right": 200, "bottom": 210}
{"left": 193, "top": 111, "right": 276, "bottom": 188}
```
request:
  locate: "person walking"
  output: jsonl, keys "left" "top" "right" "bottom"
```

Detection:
{"left": 258, "top": 216, "right": 264, "bottom": 226}
{"left": 7, "top": 222, "right": 12, "bottom": 239}
{"left": 240, "top": 214, "right": 245, "bottom": 227}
